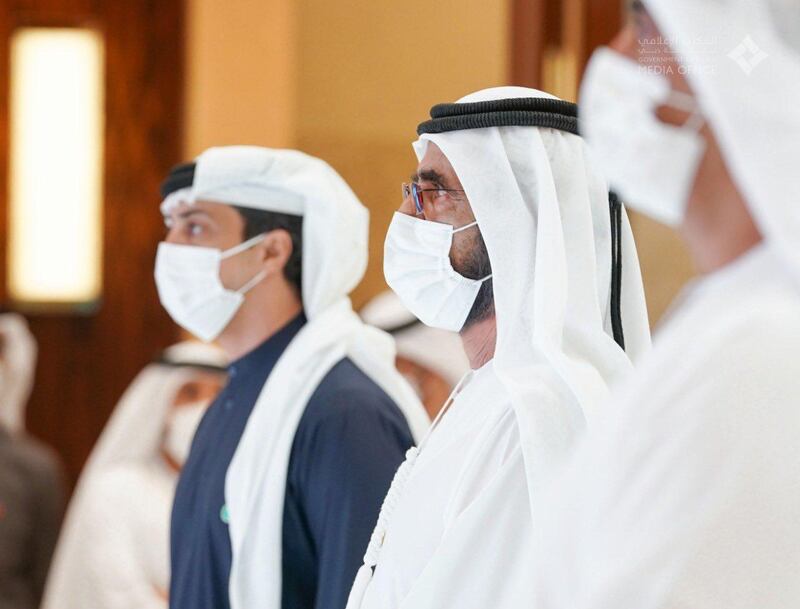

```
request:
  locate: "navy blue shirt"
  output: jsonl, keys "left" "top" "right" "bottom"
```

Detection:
{"left": 170, "top": 314, "right": 414, "bottom": 609}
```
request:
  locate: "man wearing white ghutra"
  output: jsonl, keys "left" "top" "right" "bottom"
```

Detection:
{"left": 346, "top": 87, "right": 652, "bottom": 609}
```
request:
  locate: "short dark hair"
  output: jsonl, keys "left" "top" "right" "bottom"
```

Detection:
{"left": 233, "top": 206, "right": 303, "bottom": 296}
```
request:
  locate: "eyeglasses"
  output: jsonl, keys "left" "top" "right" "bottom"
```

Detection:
{"left": 402, "top": 182, "right": 465, "bottom": 215}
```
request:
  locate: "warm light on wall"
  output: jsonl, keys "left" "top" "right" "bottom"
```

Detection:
{"left": 8, "top": 27, "right": 104, "bottom": 307}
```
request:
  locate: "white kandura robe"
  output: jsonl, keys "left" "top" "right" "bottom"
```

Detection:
{"left": 358, "top": 360, "right": 537, "bottom": 609}
{"left": 76, "top": 461, "right": 176, "bottom": 609}
{"left": 534, "top": 243, "right": 800, "bottom": 609}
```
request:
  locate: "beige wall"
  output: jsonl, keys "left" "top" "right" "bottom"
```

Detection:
{"left": 184, "top": 0, "right": 298, "bottom": 156}
{"left": 629, "top": 213, "right": 696, "bottom": 325}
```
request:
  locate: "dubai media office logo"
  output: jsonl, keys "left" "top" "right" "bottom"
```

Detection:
{"left": 728, "top": 35, "right": 769, "bottom": 75}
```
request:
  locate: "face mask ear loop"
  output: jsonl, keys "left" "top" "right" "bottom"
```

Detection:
{"left": 222, "top": 233, "right": 269, "bottom": 294}
{"left": 451, "top": 219, "right": 492, "bottom": 282}
{"left": 452, "top": 221, "right": 479, "bottom": 234}
{"left": 236, "top": 269, "right": 268, "bottom": 295}
{"left": 452, "top": 221, "right": 490, "bottom": 281}
{"left": 220, "top": 233, "right": 268, "bottom": 260}
{"left": 665, "top": 90, "right": 706, "bottom": 134}
{"left": 683, "top": 110, "right": 706, "bottom": 134}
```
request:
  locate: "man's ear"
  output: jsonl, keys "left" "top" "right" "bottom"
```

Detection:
{"left": 259, "top": 229, "right": 293, "bottom": 275}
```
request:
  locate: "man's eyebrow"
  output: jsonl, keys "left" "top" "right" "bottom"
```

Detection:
{"left": 176, "top": 208, "right": 210, "bottom": 220}
{"left": 415, "top": 169, "right": 448, "bottom": 187}
{"left": 162, "top": 208, "right": 211, "bottom": 224}
{"left": 178, "top": 208, "right": 209, "bottom": 218}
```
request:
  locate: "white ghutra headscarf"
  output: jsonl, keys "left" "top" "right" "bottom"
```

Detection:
{"left": 415, "top": 87, "right": 651, "bottom": 507}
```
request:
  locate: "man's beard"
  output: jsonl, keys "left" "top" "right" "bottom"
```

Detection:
{"left": 453, "top": 229, "right": 494, "bottom": 330}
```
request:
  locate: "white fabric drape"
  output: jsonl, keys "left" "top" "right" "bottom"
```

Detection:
{"left": 534, "top": 245, "right": 800, "bottom": 609}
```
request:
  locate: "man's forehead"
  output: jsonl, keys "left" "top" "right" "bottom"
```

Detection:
{"left": 415, "top": 144, "right": 455, "bottom": 179}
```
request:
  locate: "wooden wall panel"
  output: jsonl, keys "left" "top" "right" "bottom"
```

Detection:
{"left": 510, "top": 0, "right": 563, "bottom": 87}
{"left": 511, "top": 0, "right": 623, "bottom": 90}
{"left": 582, "top": 0, "right": 623, "bottom": 70}
{"left": 0, "top": 0, "right": 184, "bottom": 487}
{"left": 510, "top": 0, "right": 546, "bottom": 87}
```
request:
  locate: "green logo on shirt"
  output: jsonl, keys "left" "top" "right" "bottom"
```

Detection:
{"left": 220, "top": 504, "right": 230, "bottom": 524}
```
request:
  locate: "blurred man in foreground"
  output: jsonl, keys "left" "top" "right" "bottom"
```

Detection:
{"left": 535, "top": 2, "right": 800, "bottom": 607}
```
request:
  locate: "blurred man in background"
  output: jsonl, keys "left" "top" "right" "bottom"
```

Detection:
{"left": 360, "top": 290, "right": 470, "bottom": 418}
{"left": 42, "top": 341, "right": 226, "bottom": 609}
{"left": 0, "top": 314, "right": 65, "bottom": 609}
{"left": 535, "top": 2, "right": 800, "bottom": 607}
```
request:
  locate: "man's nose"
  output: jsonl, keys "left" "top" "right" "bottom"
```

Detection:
{"left": 609, "top": 24, "right": 638, "bottom": 60}
{"left": 398, "top": 195, "right": 420, "bottom": 218}
{"left": 165, "top": 224, "right": 188, "bottom": 245}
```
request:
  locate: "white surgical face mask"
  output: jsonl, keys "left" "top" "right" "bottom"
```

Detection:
{"left": 155, "top": 234, "right": 267, "bottom": 342}
{"left": 384, "top": 212, "right": 492, "bottom": 333}
{"left": 163, "top": 400, "right": 209, "bottom": 468}
{"left": 580, "top": 46, "right": 707, "bottom": 227}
